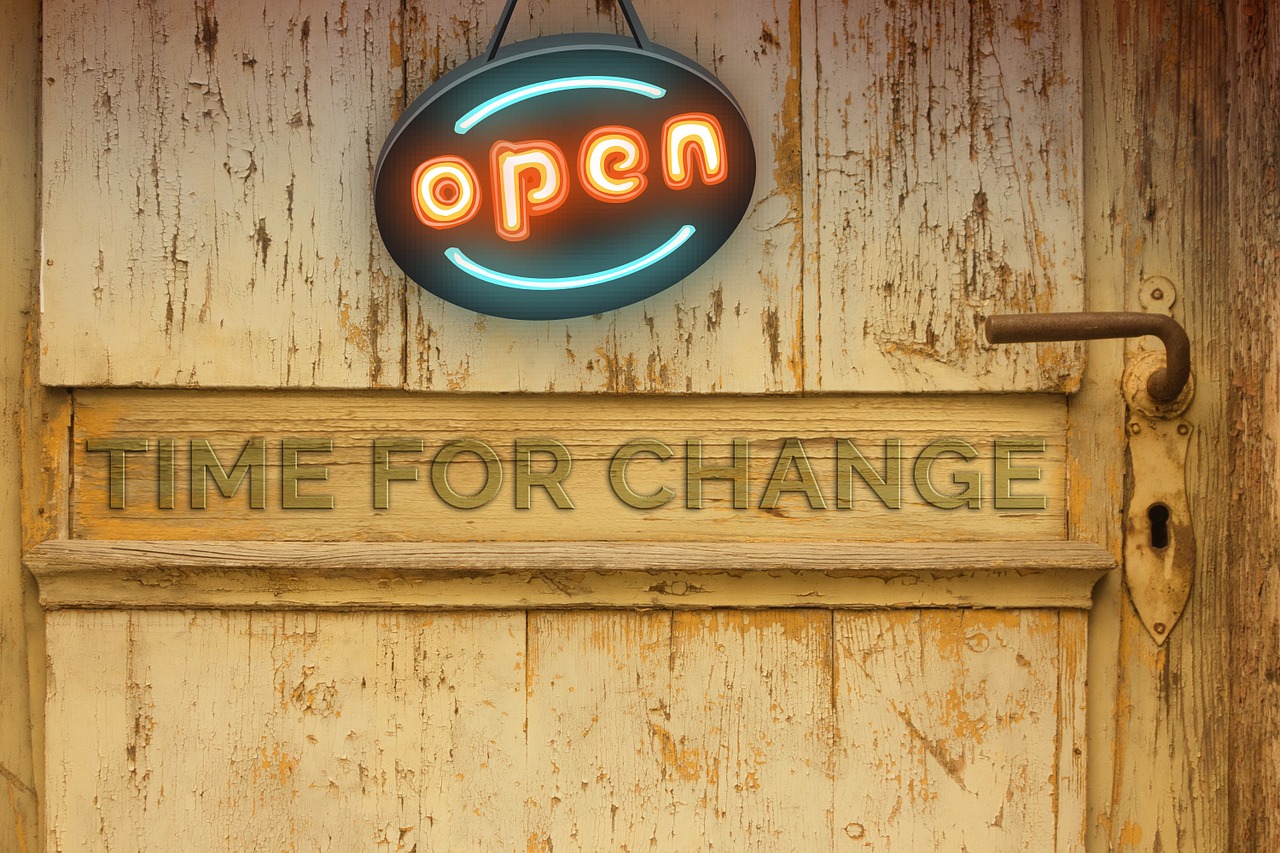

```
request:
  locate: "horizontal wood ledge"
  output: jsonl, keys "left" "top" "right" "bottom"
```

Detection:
{"left": 25, "top": 540, "right": 1114, "bottom": 611}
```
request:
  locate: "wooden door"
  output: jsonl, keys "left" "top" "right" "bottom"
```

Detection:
{"left": 6, "top": 0, "right": 1274, "bottom": 850}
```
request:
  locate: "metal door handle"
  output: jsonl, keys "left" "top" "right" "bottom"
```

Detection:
{"left": 985, "top": 311, "right": 1191, "bottom": 402}
{"left": 987, "top": 309, "right": 1196, "bottom": 644}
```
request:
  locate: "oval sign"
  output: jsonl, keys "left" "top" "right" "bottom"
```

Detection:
{"left": 375, "top": 34, "right": 756, "bottom": 320}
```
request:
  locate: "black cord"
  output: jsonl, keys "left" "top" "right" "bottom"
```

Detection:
{"left": 486, "top": 0, "right": 651, "bottom": 61}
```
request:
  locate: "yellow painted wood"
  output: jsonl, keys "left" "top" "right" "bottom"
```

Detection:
{"left": 666, "top": 611, "right": 833, "bottom": 848}
{"left": 1, "top": 0, "right": 43, "bottom": 847}
{"left": 45, "top": 607, "right": 1085, "bottom": 850}
{"left": 40, "top": 0, "right": 406, "bottom": 387}
{"left": 45, "top": 610, "right": 131, "bottom": 851}
{"left": 70, "top": 390, "right": 1069, "bottom": 542}
{"left": 22, "top": 0, "right": 1280, "bottom": 849}
{"left": 525, "top": 612, "right": 673, "bottom": 848}
{"left": 1077, "top": 1, "right": 1231, "bottom": 850}
{"left": 26, "top": 539, "right": 1113, "bottom": 611}
{"left": 46, "top": 610, "right": 527, "bottom": 852}
{"left": 832, "top": 610, "right": 1069, "bottom": 850}
{"left": 14, "top": 374, "right": 70, "bottom": 853}
{"left": 1056, "top": 609, "right": 1088, "bottom": 850}
{"left": 803, "top": 0, "right": 1084, "bottom": 392}
{"left": 39, "top": 0, "right": 1084, "bottom": 393}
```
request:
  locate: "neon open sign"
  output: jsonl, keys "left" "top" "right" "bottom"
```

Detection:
{"left": 375, "top": 0, "right": 755, "bottom": 320}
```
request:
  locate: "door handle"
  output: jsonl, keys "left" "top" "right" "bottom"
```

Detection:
{"left": 985, "top": 311, "right": 1191, "bottom": 402}
{"left": 984, "top": 310, "right": 1195, "bottom": 645}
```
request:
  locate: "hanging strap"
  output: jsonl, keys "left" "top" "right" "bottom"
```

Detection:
{"left": 485, "top": 0, "right": 651, "bottom": 61}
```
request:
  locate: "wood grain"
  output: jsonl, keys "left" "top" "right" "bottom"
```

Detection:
{"left": 1227, "top": 0, "right": 1280, "bottom": 846}
{"left": 45, "top": 610, "right": 527, "bottom": 852}
{"left": 39, "top": 0, "right": 1086, "bottom": 393}
{"left": 667, "top": 611, "right": 833, "bottom": 848}
{"left": 40, "top": 0, "right": 405, "bottom": 387}
{"left": 1056, "top": 609, "right": 1088, "bottom": 850}
{"left": 525, "top": 611, "right": 673, "bottom": 848}
{"left": 25, "top": 539, "right": 1114, "bottom": 610}
{"left": 45, "top": 607, "right": 1087, "bottom": 850}
{"left": 1077, "top": 0, "right": 1232, "bottom": 849}
{"left": 70, "top": 390, "right": 1070, "bottom": 542}
{"left": 0, "top": 0, "right": 40, "bottom": 846}
{"left": 804, "top": 0, "right": 1084, "bottom": 392}
{"left": 30, "top": 0, "right": 1280, "bottom": 848}
{"left": 832, "top": 610, "right": 1070, "bottom": 849}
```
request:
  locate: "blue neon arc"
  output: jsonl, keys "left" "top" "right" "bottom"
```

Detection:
{"left": 454, "top": 76, "right": 666, "bottom": 134}
{"left": 444, "top": 225, "right": 696, "bottom": 291}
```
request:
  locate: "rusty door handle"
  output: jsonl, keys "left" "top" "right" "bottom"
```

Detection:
{"left": 987, "top": 309, "right": 1196, "bottom": 645}
{"left": 985, "top": 311, "right": 1191, "bottom": 402}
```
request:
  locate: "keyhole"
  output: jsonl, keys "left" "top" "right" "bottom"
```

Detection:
{"left": 1148, "top": 503, "right": 1171, "bottom": 550}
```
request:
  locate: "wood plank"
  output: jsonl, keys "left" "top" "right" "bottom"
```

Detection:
{"left": 667, "top": 611, "right": 833, "bottom": 847}
{"left": 1227, "top": 0, "right": 1280, "bottom": 846}
{"left": 37, "top": 0, "right": 1090, "bottom": 395}
{"left": 402, "top": 0, "right": 805, "bottom": 392}
{"left": 70, "top": 390, "right": 1070, "bottom": 542}
{"left": 1056, "top": 608, "right": 1088, "bottom": 850}
{"left": 805, "top": 0, "right": 1084, "bottom": 392}
{"left": 37, "top": 0, "right": 1088, "bottom": 395}
{"left": 46, "top": 610, "right": 527, "bottom": 851}
{"left": 45, "top": 611, "right": 132, "bottom": 851}
{"left": 45, "top": 605, "right": 1092, "bottom": 849}
{"left": 391, "top": 612, "right": 527, "bottom": 850}
{"left": 119, "top": 610, "right": 247, "bottom": 848}
{"left": 25, "top": 539, "right": 1118, "bottom": 575}
{"left": 40, "top": 0, "right": 406, "bottom": 387}
{"left": 832, "top": 610, "right": 1070, "bottom": 850}
{"left": 26, "top": 539, "right": 1114, "bottom": 610}
{"left": 1071, "top": 0, "right": 1129, "bottom": 840}
{"left": 486, "top": 610, "right": 838, "bottom": 848}
{"left": 0, "top": 0, "right": 41, "bottom": 847}
{"left": 525, "top": 611, "right": 673, "bottom": 849}
{"left": 1078, "top": 1, "right": 1231, "bottom": 850}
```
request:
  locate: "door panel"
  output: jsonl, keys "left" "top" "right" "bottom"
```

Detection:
{"left": 40, "top": 0, "right": 406, "bottom": 388}
{"left": 47, "top": 608, "right": 1085, "bottom": 851}
{"left": 833, "top": 610, "right": 1086, "bottom": 850}
{"left": 46, "top": 610, "right": 529, "bottom": 851}
{"left": 40, "top": 0, "right": 1083, "bottom": 392}
{"left": 806, "top": 0, "right": 1084, "bottom": 392}
{"left": 35, "top": 0, "right": 1100, "bottom": 849}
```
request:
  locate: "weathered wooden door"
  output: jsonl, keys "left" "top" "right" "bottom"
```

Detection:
{"left": 6, "top": 0, "right": 1271, "bottom": 850}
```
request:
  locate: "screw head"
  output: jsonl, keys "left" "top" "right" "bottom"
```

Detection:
{"left": 1177, "top": 423, "right": 1190, "bottom": 435}
{"left": 1138, "top": 275, "right": 1178, "bottom": 311}
{"left": 1154, "top": 622, "right": 1167, "bottom": 634}
{"left": 1129, "top": 422, "right": 1142, "bottom": 435}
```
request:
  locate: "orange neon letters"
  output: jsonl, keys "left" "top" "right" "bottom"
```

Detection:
{"left": 411, "top": 156, "right": 481, "bottom": 229}
{"left": 662, "top": 113, "right": 727, "bottom": 190}
{"left": 491, "top": 140, "right": 570, "bottom": 242}
{"left": 578, "top": 126, "right": 649, "bottom": 203}
{"left": 412, "top": 117, "right": 730, "bottom": 238}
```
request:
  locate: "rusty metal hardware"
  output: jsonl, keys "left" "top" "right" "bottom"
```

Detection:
{"left": 1123, "top": 416, "right": 1195, "bottom": 645}
{"left": 985, "top": 308, "right": 1197, "bottom": 644}
{"left": 985, "top": 311, "right": 1191, "bottom": 402}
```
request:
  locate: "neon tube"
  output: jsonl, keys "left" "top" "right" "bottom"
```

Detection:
{"left": 444, "top": 225, "right": 696, "bottom": 291}
{"left": 455, "top": 76, "right": 666, "bottom": 134}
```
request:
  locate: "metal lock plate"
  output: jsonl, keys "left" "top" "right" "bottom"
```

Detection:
{"left": 984, "top": 307, "right": 1197, "bottom": 644}
{"left": 1124, "top": 415, "right": 1194, "bottom": 644}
